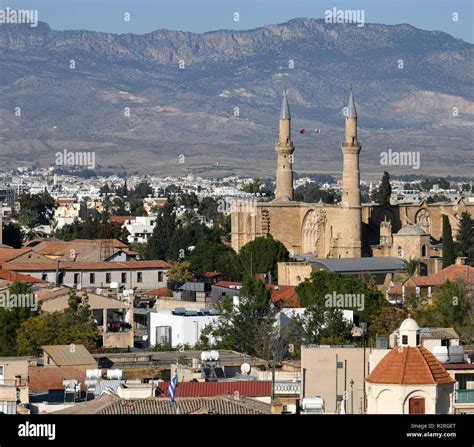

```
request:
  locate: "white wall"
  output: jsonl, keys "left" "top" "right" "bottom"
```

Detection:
{"left": 148, "top": 312, "right": 218, "bottom": 348}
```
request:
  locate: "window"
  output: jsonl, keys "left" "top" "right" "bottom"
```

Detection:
{"left": 121, "top": 272, "right": 127, "bottom": 283}
{"left": 421, "top": 245, "right": 427, "bottom": 257}
{"left": 74, "top": 273, "right": 79, "bottom": 285}
{"left": 158, "top": 272, "right": 163, "bottom": 282}
{"left": 137, "top": 272, "right": 143, "bottom": 283}
{"left": 90, "top": 273, "right": 95, "bottom": 284}
{"left": 402, "top": 335, "right": 408, "bottom": 345}
{"left": 106, "top": 273, "right": 111, "bottom": 284}
{"left": 41, "top": 274, "right": 47, "bottom": 281}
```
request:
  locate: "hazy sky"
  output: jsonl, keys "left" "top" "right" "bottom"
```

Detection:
{"left": 2, "top": 0, "right": 473, "bottom": 42}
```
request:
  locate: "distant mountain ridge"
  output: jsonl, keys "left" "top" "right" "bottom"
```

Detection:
{"left": 0, "top": 18, "right": 472, "bottom": 176}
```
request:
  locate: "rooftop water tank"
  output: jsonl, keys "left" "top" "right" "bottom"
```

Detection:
{"left": 432, "top": 346, "right": 449, "bottom": 363}
{"left": 448, "top": 345, "right": 464, "bottom": 363}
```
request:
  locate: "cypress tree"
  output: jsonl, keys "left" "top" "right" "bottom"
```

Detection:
{"left": 377, "top": 171, "right": 392, "bottom": 207}
{"left": 442, "top": 215, "right": 455, "bottom": 268}
{"left": 456, "top": 211, "right": 474, "bottom": 265}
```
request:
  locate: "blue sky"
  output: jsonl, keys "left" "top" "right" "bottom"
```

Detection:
{"left": 2, "top": 0, "right": 473, "bottom": 42}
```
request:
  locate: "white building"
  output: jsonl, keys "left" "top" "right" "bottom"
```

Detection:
{"left": 125, "top": 216, "right": 157, "bottom": 243}
{"left": 366, "top": 318, "right": 455, "bottom": 414}
{"left": 147, "top": 309, "right": 219, "bottom": 348}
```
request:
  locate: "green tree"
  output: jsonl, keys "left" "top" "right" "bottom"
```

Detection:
{"left": 188, "top": 241, "right": 239, "bottom": 278}
{"left": 418, "top": 281, "right": 470, "bottom": 329}
{"left": 167, "top": 261, "right": 193, "bottom": 282}
{"left": 442, "top": 215, "right": 455, "bottom": 268}
{"left": 370, "top": 307, "right": 407, "bottom": 338}
{"left": 295, "top": 271, "right": 389, "bottom": 335}
{"left": 18, "top": 191, "right": 56, "bottom": 226}
{"left": 455, "top": 211, "right": 474, "bottom": 266}
{"left": 16, "top": 290, "right": 99, "bottom": 355}
{"left": 2, "top": 222, "right": 23, "bottom": 248}
{"left": 238, "top": 236, "right": 289, "bottom": 282}
{"left": 202, "top": 277, "right": 277, "bottom": 357}
{"left": 145, "top": 202, "right": 177, "bottom": 260}
{"left": 402, "top": 258, "right": 421, "bottom": 277}
{"left": 376, "top": 171, "right": 392, "bottom": 207}
{"left": 0, "top": 282, "right": 39, "bottom": 356}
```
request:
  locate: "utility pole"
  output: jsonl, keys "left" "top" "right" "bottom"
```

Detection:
{"left": 335, "top": 354, "right": 338, "bottom": 412}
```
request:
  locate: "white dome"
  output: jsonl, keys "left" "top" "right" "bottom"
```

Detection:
{"left": 399, "top": 317, "right": 420, "bottom": 332}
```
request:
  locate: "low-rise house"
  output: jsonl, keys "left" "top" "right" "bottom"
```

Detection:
{"left": 0, "top": 356, "right": 32, "bottom": 414}
{"left": 443, "top": 362, "right": 474, "bottom": 414}
{"left": 3, "top": 259, "right": 170, "bottom": 291}
{"left": 390, "top": 326, "right": 460, "bottom": 351}
{"left": 124, "top": 216, "right": 157, "bottom": 243}
{"left": 29, "top": 345, "right": 98, "bottom": 392}
{"left": 38, "top": 289, "right": 134, "bottom": 348}
{"left": 387, "top": 264, "right": 474, "bottom": 302}
{"left": 147, "top": 308, "right": 219, "bottom": 348}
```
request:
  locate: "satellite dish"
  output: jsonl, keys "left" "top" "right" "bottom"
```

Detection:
{"left": 240, "top": 363, "right": 251, "bottom": 375}
{"left": 210, "top": 350, "right": 219, "bottom": 361}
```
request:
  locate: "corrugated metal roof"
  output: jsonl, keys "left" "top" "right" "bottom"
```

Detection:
{"left": 42, "top": 344, "right": 97, "bottom": 366}
{"left": 156, "top": 380, "right": 271, "bottom": 398}
{"left": 297, "top": 256, "right": 405, "bottom": 274}
{"left": 93, "top": 380, "right": 126, "bottom": 396}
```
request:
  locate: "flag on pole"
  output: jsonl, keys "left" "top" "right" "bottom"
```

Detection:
{"left": 168, "top": 368, "right": 178, "bottom": 403}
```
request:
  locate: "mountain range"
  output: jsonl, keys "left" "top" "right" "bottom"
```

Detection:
{"left": 0, "top": 18, "right": 472, "bottom": 178}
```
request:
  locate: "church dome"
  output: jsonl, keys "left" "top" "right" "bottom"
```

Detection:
{"left": 399, "top": 317, "right": 420, "bottom": 332}
{"left": 397, "top": 225, "right": 426, "bottom": 236}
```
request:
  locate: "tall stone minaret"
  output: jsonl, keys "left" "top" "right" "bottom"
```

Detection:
{"left": 274, "top": 89, "right": 295, "bottom": 201}
{"left": 340, "top": 87, "right": 362, "bottom": 257}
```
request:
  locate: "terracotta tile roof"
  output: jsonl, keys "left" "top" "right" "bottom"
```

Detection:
{"left": 269, "top": 285, "right": 300, "bottom": 307}
{"left": 143, "top": 287, "right": 171, "bottom": 296}
{"left": 70, "top": 239, "right": 127, "bottom": 248}
{"left": 388, "top": 264, "right": 474, "bottom": 296}
{"left": 0, "top": 269, "right": 47, "bottom": 283}
{"left": 0, "top": 248, "right": 32, "bottom": 265}
{"left": 108, "top": 216, "right": 136, "bottom": 223}
{"left": 366, "top": 346, "right": 455, "bottom": 385}
{"left": 54, "top": 394, "right": 271, "bottom": 415}
{"left": 4, "top": 260, "right": 171, "bottom": 271}
{"left": 200, "top": 271, "right": 223, "bottom": 278}
{"left": 156, "top": 380, "right": 272, "bottom": 398}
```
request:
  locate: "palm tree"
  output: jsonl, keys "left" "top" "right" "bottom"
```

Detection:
{"left": 402, "top": 258, "right": 421, "bottom": 277}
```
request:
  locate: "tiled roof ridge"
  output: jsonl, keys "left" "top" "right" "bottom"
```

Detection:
{"left": 417, "top": 346, "right": 437, "bottom": 384}
{"left": 400, "top": 346, "right": 410, "bottom": 384}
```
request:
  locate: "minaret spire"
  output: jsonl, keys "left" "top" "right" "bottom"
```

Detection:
{"left": 274, "top": 88, "right": 295, "bottom": 202}
{"left": 280, "top": 87, "right": 291, "bottom": 120}
{"left": 348, "top": 85, "right": 357, "bottom": 118}
{"left": 340, "top": 85, "right": 362, "bottom": 257}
